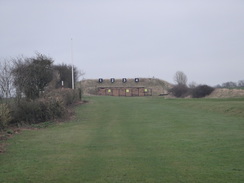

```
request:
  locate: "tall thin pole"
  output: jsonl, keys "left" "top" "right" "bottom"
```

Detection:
{"left": 71, "top": 38, "right": 75, "bottom": 89}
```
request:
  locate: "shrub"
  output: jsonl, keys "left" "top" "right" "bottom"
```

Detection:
{"left": 5, "top": 88, "right": 81, "bottom": 126}
{"left": 0, "top": 104, "right": 12, "bottom": 130}
{"left": 192, "top": 85, "right": 214, "bottom": 98}
{"left": 170, "top": 84, "right": 189, "bottom": 98}
{"left": 11, "top": 88, "right": 80, "bottom": 125}
{"left": 43, "top": 89, "right": 80, "bottom": 106}
{"left": 46, "top": 98, "right": 66, "bottom": 119}
{"left": 11, "top": 98, "right": 66, "bottom": 124}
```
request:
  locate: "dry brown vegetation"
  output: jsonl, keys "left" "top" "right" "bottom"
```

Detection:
{"left": 207, "top": 88, "right": 244, "bottom": 98}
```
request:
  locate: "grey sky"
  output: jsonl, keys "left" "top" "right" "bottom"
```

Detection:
{"left": 1, "top": 0, "right": 243, "bottom": 86}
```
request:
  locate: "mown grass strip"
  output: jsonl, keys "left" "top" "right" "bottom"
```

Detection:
{"left": 0, "top": 96, "right": 243, "bottom": 183}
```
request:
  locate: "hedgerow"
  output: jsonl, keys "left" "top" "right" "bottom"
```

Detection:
{"left": 10, "top": 89, "right": 81, "bottom": 125}
{"left": 169, "top": 84, "right": 189, "bottom": 98}
{"left": 169, "top": 84, "right": 214, "bottom": 98}
{"left": 191, "top": 85, "right": 214, "bottom": 98}
{"left": 0, "top": 103, "right": 12, "bottom": 130}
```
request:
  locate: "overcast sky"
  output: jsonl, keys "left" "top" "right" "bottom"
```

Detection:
{"left": 1, "top": 0, "right": 243, "bottom": 86}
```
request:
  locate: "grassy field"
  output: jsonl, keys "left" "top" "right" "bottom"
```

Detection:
{"left": 0, "top": 96, "right": 243, "bottom": 183}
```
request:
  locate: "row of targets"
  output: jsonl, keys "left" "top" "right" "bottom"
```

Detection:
{"left": 98, "top": 78, "right": 139, "bottom": 83}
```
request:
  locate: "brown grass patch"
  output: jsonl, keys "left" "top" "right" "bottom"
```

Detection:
{"left": 207, "top": 88, "right": 244, "bottom": 98}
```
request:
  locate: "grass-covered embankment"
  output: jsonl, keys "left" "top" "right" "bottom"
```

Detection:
{"left": 0, "top": 96, "right": 243, "bottom": 182}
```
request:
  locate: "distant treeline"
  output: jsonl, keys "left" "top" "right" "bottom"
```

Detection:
{"left": 215, "top": 80, "right": 244, "bottom": 89}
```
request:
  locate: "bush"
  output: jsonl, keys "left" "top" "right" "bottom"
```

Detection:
{"left": 11, "top": 88, "right": 80, "bottom": 125}
{"left": 46, "top": 98, "right": 65, "bottom": 119}
{"left": 43, "top": 88, "right": 80, "bottom": 106}
{"left": 0, "top": 104, "right": 12, "bottom": 130}
{"left": 11, "top": 98, "right": 66, "bottom": 124}
{"left": 191, "top": 85, "right": 214, "bottom": 98}
{"left": 170, "top": 84, "right": 189, "bottom": 98}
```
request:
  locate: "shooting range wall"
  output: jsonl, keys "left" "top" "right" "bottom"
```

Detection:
{"left": 79, "top": 78, "right": 172, "bottom": 96}
{"left": 98, "top": 87, "right": 152, "bottom": 97}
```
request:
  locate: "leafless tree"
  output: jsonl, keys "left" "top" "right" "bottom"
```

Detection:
{"left": 174, "top": 71, "right": 188, "bottom": 86}
{"left": 0, "top": 60, "right": 14, "bottom": 100}
{"left": 188, "top": 81, "right": 197, "bottom": 89}
{"left": 12, "top": 53, "right": 54, "bottom": 100}
{"left": 53, "top": 64, "right": 84, "bottom": 88}
{"left": 222, "top": 81, "right": 237, "bottom": 88}
{"left": 238, "top": 80, "right": 244, "bottom": 87}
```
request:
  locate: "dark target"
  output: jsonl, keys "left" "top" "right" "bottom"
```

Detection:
{"left": 98, "top": 78, "right": 103, "bottom": 83}
{"left": 122, "top": 78, "right": 127, "bottom": 83}
{"left": 110, "top": 78, "right": 115, "bottom": 83}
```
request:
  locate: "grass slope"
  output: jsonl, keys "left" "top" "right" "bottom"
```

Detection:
{"left": 0, "top": 97, "right": 243, "bottom": 183}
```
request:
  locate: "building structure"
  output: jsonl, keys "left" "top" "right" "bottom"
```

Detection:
{"left": 79, "top": 78, "right": 172, "bottom": 96}
{"left": 98, "top": 87, "right": 152, "bottom": 96}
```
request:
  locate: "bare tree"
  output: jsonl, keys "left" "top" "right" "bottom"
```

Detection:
{"left": 238, "top": 80, "right": 244, "bottom": 87}
{"left": 169, "top": 84, "right": 189, "bottom": 98}
{"left": 53, "top": 63, "right": 84, "bottom": 88}
{"left": 0, "top": 60, "right": 14, "bottom": 100}
{"left": 222, "top": 81, "right": 237, "bottom": 88}
{"left": 12, "top": 53, "right": 54, "bottom": 100}
{"left": 174, "top": 71, "right": 188, "bottom": 86}
{"left": 188, "top": 81, "right": 197, "bottom": 89}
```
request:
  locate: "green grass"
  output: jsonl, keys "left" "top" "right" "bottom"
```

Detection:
{"left": 0, "top": 96, "right": 243, "bottom": 183}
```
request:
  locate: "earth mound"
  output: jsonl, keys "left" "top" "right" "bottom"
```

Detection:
{"left": 206, "top": 88, "right": 244, "bottom": 98}
{"left": 79, "top": 78, "right": 172, "bottom": 96}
